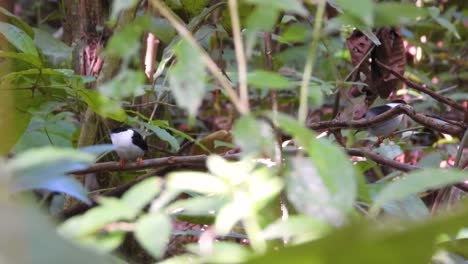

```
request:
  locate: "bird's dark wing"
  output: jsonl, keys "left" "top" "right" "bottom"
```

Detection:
{"left": 365, "top": 105, "right": 391, "bottom": 119}
{"left": 131, "top": 130, "right": 148, "bottom": 151}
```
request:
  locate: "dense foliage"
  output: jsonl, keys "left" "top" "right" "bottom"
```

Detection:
{"left": 0, "top": 0, "right": 467, "bottom": 263}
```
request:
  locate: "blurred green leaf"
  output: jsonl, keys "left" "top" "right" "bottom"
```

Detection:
{"left": 106, "top": 14, "right": 152, "bottom": 57}
{"left": 247, "top": 70, "right": 293, "bottom": 89}
{"left": 0, "top": 7, "right": 34, "bottom": 37}
{"left": 180, "top": 0, "right": 209, "bottom": 17}
{"left": 246, "top": 0, "right": 307, "bottom": 16}
{"left": 261, "top": 215, "right": 331, "bottom": 242}
{"left": 59, "top": 197, "right": 138, "bottom": 238}
{"left": 186, "top": 242, "right": 251, "bottom": 263}
{"left": 76, "top": 88, "right": 127, "bottom": 121}
{"left": 381, "top": 195, "right": 430, "bottom": 221}
{"left": 233, "top": 115, "right": 276, "bottom": 157}
{"left": 335, "top": 0, "right": 374, "bottom": 26}
{"left": 135, "top": 213, "right": 171, "bottom": 259}
{"left": 167, "top": 171, "right": 230, "bottom": 194}
{"left": 248, "top": 202, "right": 468, "bottom": 264}
{"left": 280, "top": 24, "right": 309, "bottom": 43}
{"left": 0, "top": 21, "right": 38, "bottom": 56}
{"left": 428, "top": 7, "right": 460, "bottom": 39}
{"left": 168, "top": 40, "right": 207, "bottom": 116}
{"left": 122, "top": 177, "right": 163, "bottom": 212}
{"left": 33, "top": 28, "right": 72, "bottom": 68}
{"left": 374, "top": 3, "right": 428, "bottom": 26}
{"left": 275, "top": 114, "right": 357, "bottom": 225}
{"left": 110, "top": 0, "right": 139, "bottom": 20}
{"left": 0, "top": 51, "right": 41, "bottom": 67}
{"left": 371, "top": 169, "right": 468, "bottom": 213}
{"left": 99, "top": 70, "right": 145, "bottom": 99}
{"left": 151, "top": 17, "right": 177, "bottom": 44}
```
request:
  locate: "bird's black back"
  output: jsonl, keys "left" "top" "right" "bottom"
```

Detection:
{"left": 111, "top": 127, "right": 129, "bottom": 133}
{"left": 131, "top": 130, "right": 148, "bottom": 151}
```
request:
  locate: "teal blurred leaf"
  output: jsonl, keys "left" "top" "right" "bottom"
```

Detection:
{"left": 371, "top": 169, "right": 468, "bottom": 213}
{"left": 261, "top": 215, "right": 331, "bottom": 242}
{"left": 7, "top": 147, "right": 97, "bottom": 204}
{"left": 246, "top": 0, "right": 308, "bottom": 16}
{"left": 168, "top": 40, "right": 207, "bottom": 116}
{"left": 110, "top": 0, "right": 139, "bottom": 20}
{"left": 0, "top": 21, "right": 38, "bottom": 56}
{"left": 247, "top": 70, "right": 293, "bottom": 89}
{"left": 135, "top": 213, "right": 171, "bottom": 259}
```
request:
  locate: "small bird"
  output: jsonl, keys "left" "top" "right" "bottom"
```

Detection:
{"left": 364, "top": 99, "right": 407, "bottom": 139}
{"left": 110, "top": 127, "right": 148, "bottom": 167}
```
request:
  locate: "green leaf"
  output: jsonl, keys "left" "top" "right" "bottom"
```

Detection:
{"left": 33, "top": 28, "right": 72, "bottom": 68}
{"left": 76, "top": 88, "right": 127, "bottom": 121}
{"left": 143, "top": 123, "right": 180, "bottom": 151}
{"left": 335, "top": 0, "right": 374, "bottom": 26}
{"left": 105, "top": 15, "right": 152, "bottom": 57}
{"left": 7, "top": 147, "right": 96, "bottom": 204}
{"left": 428, "top": 7, "right": 460, "bottom": 39}
{"left": 0, "top": 68, "right": 66, "bottom": 84}
{"left": 135, "top": 213, "right": 171, "bottom": 259}
{"left": 0, "top": 51, "right": 41, "bottom": 67}
{"left": 167, "top": 171, "right": 230, "bottom": 194}
{"left": 232, "top": 115, "right": 275, "bottom": 157}
{"left": 247, "top": 70, "right": 293, "bottom": 89}
{"left": 280, "top": 24, "right": 310, "bottom": 43}
{"left": 168, "top": 40, "right": 207, "bottom": 116}
{"left": 59, "top": 197, "right": 138, "bottom": 238}
{"left": 261, "top": 215, "right": 331, "bottom": 242}
{"left": 374, "top": 143, "right": 403, "bottom": 160}
{"left": 246, "top": 0, "right": 308, "bottom": 16}
{"left": 374, "top": 3, "right": 428, "bottom": 26}
{"left": 151, "top": 18, "right": 177, "bottom": 44}
{"left": 248, "top": 203, "right": 468, "bottom": 264}
{"left": 121, "top": 177, "right": 163, "bottom": 212}
{"left": 0, "top": 21, "right": 38, "bottom": 56}
{"left": 99, "top": 70, "right": 146, "bottom": 99}
{"left": 180, "top": 0, "right": 209, "bottom": 17}
{"left": 371, "top": 169, "right": 468, "bottom": 213}
{"left": 110, "top": 0, "right": 139, "bottom": 20}
{"left": 275, "top": 113, "right": 357, "bottom": 224}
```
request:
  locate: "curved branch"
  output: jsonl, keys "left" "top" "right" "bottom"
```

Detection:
{"left": 346, "top": 148, "right": 417, "bottom": 172}
{"left": 375, "top": 60, "right": 466, "bottom": 112}
{"left": 308, "top": 104, "right": 465, "bottom": 137}
{"left": 69, "top": 153, "right": 240, "bottom": 175}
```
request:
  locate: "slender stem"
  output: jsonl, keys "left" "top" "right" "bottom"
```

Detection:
{"left": 298, "top": 0, "right": 326, "bottom": 124}
{"left": 455, "top": 129, "right": 468, "bottom": 168}
{"left": 228, "top": 0, "right": 250, "bottom": 113}
{"left": 149, "top": 0, "right": 247, "bottom": 114}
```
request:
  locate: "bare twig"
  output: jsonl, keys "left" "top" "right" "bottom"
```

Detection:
{"left": 263, "top": 32, "right": 277, "bottom": 114}
{"left": 228, "top": 0, "right": 250, "bottom": 113}
{"left": 455, "top": 129, "right": 468, "bottom": 169}
{"left": 308, "top": 104, "right": 465, "bottom": 137}
{"left": 346, "top": 148, "right": 418, "bottom": 172}
{"left": 375, "top": 59, "right": 466, "bottom": 112}
{"left": 69, "top": 153, "right": 240, "bottom": 175}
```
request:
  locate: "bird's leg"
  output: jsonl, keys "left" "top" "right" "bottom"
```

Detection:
{"left": 136, "top": 157, "right": 144, "bottom": 166}
{"left": 119, "top": 159, "right": 127, "bottom": 167}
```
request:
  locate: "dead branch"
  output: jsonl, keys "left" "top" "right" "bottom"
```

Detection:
{"left": 375, "top": 59, "right": 466, "bottom": 112}
{"left": 69, "top": 153, "right": 241, "bottom": 175}
{"left": 308, "top": 104, "right": 465, "bottom": 137}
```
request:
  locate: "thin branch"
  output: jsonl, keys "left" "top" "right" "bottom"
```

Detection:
{"left": 228, "top": 0, "right": 250, "bottom": 113}
{"left": 69, "top": 153, "right": 240, "bottom": 175}
{"left": 375, "top": 59, "right": 466, "bottom": 112}
{"left": 149, "top": 0, "right": 247, "bottom": 114}
{"left": 455, "top": 128, "right": 468, "bottom": 168}
{"left": 308, "top": 104, "right": 465, "bottom": 137}
{"left": 298, "top": 0, "right": 326, "bottom": 124}
{"left": 346, "top": 148, "right": 418, "bottom": 172}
